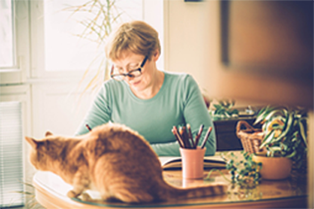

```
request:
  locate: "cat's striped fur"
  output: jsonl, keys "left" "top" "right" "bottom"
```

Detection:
{"left": 26, "top": 123, "right": 227, "bottom": 203}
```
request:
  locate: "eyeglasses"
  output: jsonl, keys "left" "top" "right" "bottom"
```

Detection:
{"left": 110, "top": 56, "right": 148, "bottom": 81}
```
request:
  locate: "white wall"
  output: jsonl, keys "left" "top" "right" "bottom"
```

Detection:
{"left": 163, "top": 0, "right": 262, "bottom": 107}
{"left": 163, "top": 0, "right": 210, "bottom": 88}
{"left": 144, "top": 0, "right": 164, "bottom": 70}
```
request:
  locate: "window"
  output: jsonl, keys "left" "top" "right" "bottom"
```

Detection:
{"left": 0, "top": 102, "right": 24, "bottom": 208}
{"left": 0, "top": 0, "right": 29, "bottom": 84}
{"left": 34, "top": 0, "right": 143, "bottom": 74}
{"left": 0, "top": 1, "right": 163, "bottom": 208}
{"left": 0, "top": 0, "right": 15, "bottom": 69}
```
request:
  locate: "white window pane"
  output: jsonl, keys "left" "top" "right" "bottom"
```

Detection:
{"left": 43, "top": 0, "right": 142, "bottom": 72}
{"left": 0, "top": 0, "right": 14, "bottom": 68}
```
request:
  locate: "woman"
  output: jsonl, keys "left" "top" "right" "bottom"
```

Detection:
{"left": 75, "top": 20, "right": 216, "bottom": 156}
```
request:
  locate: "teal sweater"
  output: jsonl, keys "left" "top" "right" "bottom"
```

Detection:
{"left": 75, "top": 71, "right": 216, "bottom": 156}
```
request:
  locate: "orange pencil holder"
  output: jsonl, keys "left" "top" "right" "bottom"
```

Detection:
{"left": 179, "top": 147, "right": 206, "bottom": 179}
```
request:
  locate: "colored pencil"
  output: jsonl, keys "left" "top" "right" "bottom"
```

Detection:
{"left": 172, "top": 126, "right": 184, "bottom": 148}
{"left": 172, "top": 124, "right": 210, "bottom": 149}
{"left": 194, "top": 124, "right": 204, "bottom": 148}
{"left": 200, "top": 127, "right": 212, "bottom": 149}
{"left": 86, "top": 124, "right": 92, "bottom": 131}
{"left": 186, "top": 124, "right": 194, "bottom": 148}
{"left": 181, "top": 126, "right": 192, "bottom": 148}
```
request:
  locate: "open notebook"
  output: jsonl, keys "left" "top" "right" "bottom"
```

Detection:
{"left": 159, "top": 155, "right": 226, "bottom": 170}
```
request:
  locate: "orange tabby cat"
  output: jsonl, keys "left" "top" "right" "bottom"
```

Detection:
{"left": 25, "top": 123, "right": 227, "bottom": 203}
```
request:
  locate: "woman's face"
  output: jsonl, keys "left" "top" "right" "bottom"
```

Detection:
{"left": 112, "top": 53, "right": 157, "bottom": 93}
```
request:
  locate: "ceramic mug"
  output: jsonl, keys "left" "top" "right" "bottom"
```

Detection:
{"left": 180, "top": 147, "right": 206, "bottom": 179}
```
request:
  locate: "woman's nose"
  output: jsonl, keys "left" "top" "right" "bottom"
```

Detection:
{"left": 124, "top": 75, "right": 134, "bottom": 82}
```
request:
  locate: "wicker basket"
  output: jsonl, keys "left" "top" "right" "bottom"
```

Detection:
{"left": 236, "top": 120, "right": 266, "bottom": 154}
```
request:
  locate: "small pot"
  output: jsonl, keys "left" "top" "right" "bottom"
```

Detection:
{"left": 252, "top": 153, "right": 292, "bottom": 180}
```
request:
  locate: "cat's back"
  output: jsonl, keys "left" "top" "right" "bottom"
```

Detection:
{"left": 84, "top": 123, "right": 161, "bottom": 171}
{"left": 90, "top": 123, "right": 157, "bottom": 155}
{"left": 81, "top": 123, "right": 227, "bottom": 203}
{"left": 87, "top": 123, "right": 163, "bottom": 198}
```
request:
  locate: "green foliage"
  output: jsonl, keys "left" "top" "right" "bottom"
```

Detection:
{"left": 206, "top": 151, "right": 262, "bottom": 189}
{"left": 209, "top": 99, "right": 239, "bottom": 119}
{"left": 224, "top": 151, "right": 262, "bottom": 188}
{"left": 254, "top": 106, "right": 307, "bottom": 169}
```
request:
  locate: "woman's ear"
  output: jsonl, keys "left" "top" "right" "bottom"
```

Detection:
{"left": 152, "top": 49, "right": 160, "bottom": 61}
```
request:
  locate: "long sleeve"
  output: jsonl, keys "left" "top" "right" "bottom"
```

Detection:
{"left": 75, "top": 85, "right": 112, "bottom": 135}
{"left": 74, "top": 72, "right": 216, "bottom": 157}
{"left": 182, "top": 75, "right": 216, "bottom": 156}
{"left": 150, "top": 74, "right": 216, "bottom": 156}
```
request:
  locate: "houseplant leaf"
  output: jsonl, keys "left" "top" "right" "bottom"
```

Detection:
{"left": 254, "top": 106, "right": 268, "bottom": 125}
{"left": 299, "top": 119, "right": 307, "bottom": 147}
{"left": 272, "top": 112, "right": 294, "bottom": 143}
{"left": 260, "top": 129, "right": 275, "bottom": 148}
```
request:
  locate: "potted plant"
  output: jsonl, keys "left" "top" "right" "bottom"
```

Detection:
{"left": 224, "top": 151, "right": 262, "bottom": 188}
{"left": 208, "top": 99, "right": 239, "bottom": 120}
{"left": 206, "top": 151, "right": 262, "bottom": 189}
{"left": 251, "top": 106, "right": 308, "bottom": 180}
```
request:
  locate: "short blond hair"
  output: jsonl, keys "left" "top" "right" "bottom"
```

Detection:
{"left": 105, "top": 20, "right": 161, "bottom": 61}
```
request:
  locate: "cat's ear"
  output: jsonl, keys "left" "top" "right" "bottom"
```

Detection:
{"left": 45, "top": 131, "right": 53, "bottom": 137}
{"left": 25, "top": 137, "right": 38, "bottom": 149}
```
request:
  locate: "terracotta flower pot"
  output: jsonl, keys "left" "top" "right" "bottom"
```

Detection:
{"left": 252, "top": 153, "right": 292, "bottom": 180}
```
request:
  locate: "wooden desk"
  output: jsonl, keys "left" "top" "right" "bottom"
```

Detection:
{"left": 33, "top": 165, "right": 307, "bottom": 208}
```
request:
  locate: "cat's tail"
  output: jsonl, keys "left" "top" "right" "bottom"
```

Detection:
{"left": 160, "top": 181, "right": 228, "bottom": 201}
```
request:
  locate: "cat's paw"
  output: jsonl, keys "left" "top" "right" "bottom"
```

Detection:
{"left": 79, "top": 193, "right": 92, "bottom": 202}
{"left": 67, "top": 190, "right": 79, "bottom": 198}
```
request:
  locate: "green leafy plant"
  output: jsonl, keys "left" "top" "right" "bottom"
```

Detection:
{"left": 206, "top": 151, "right": 262, "bottom": 189}
{"left": 254, "top": 106, "right": 307, "bottom": 169}
{"left": 224, "top": 151, "right": 262, "bottom": 188}
{"left": 209, "top": 99, "right": 239, "bottom": 119}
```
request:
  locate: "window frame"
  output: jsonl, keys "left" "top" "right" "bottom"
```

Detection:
{"left": 29, "top": 0, "right": 164, "bottom": 80}
{"left": 29, "top": 0, "right": 87, "bottom": 79}
{"left": 0, "top": 0, "right": 30, "bottom": 85}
